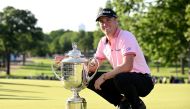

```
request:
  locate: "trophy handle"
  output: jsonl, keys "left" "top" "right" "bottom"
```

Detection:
{"left": 51, "top": 61, "right": 63, "bottom": 81}
{"left": 85, "top": 57, "right": 99, "bottom": 84}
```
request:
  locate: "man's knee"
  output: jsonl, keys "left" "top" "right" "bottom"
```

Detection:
{"left": 113, "top": 73, "right": 132, "bottom": 92}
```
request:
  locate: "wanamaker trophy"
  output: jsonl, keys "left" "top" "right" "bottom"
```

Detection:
{"left": 51, "top": 43, "right": 99, "bottom": 109}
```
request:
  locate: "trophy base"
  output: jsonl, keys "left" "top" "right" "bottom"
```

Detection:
{"left": 66, "top": 97, "right": 86, "bottom": 109}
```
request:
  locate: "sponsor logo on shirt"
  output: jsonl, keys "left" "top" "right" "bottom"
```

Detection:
{"left": 115, "top": 49, "right": 121, "bottom": 51}
{"left": 126, "top": 47, "right": 131, "bottom": 51}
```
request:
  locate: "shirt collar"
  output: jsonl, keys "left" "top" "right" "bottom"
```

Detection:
{"left": 105, "top": 27, "right": 121, "bottom": 45}
{"left": 113, "top": 27, "right": 121, "bottom": 38}
{"left": 107, "top": 28, "right": 121, "bottom": 46}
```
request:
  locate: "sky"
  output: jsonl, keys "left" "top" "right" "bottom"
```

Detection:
{"left": 0, "top": 0, "right": 108, "bottom": 33}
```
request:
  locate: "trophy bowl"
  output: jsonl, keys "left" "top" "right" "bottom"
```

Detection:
{"left": 52, "top": 43, "right": 99, "bottom": 109}
{"left": 61, "top": 58, "right": 88, "bottom": 90}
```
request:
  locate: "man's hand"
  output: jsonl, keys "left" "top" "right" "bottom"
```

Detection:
{"left": 54, "top": 55, "right": 64, "bottom": 64}
{"left": 94, "top": 74, "right": 106, "bottom": 90}
{"left": 87, "top": 58, "right": 99, "bottom": 72}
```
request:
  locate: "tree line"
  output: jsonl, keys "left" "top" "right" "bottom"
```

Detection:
{"left": 0, "top": 0, "right": 190, "bottom": 75}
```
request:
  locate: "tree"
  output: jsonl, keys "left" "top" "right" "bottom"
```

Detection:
{"left": 49, "top": 29, "right": 65, "bottom": 54}
{"left": 0, "top": 6, "right": 43, "bottom": 75}
{"left": 25, "top": 27, "right": 46, "bottom": 57}
{"left": 185, "top": 5, "right": 190, "bottom": 41}
{"left": 93, "top": 29, "right": 104, "bottom": 49}
{"left": 77, "top": 30, "right": 94, "bottom": 54}
{"left": 111, "top": 0, "right": 144, "bottom": 30}
{"left": 59, "top": 31, "right": 75, "bottom": 53}
{"left": 185, "top": 4, "right": 190, "bottom": 70}
{"left": 140, "top": 0, "right": 190, "bottom": 74}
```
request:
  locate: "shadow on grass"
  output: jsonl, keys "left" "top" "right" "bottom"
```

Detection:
{"left": 0, "top": 97, "right": 48, "bottom": 100}
{"left": 0, "top": 88, "right": 42, "bottom": 93}
{"left": 0, "top": 94, "right": 21, "bottom": 96}
{"left": 0, "top": 82, "right": 50, "bottom": 87}
{"left": 0, "top": 94, "right": 48, "bottom": 100}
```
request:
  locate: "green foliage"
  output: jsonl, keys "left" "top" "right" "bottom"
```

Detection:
{"left": 111, "top": 0, "right": 144, "bottom": 30}
{"left": 185, "top": 4, "right": 190, "bottom": 41}
{"left": 143, "top": 0, "right": 189, "bottom": 65}
{"left": 0, "top": 6, "right": 44, "bottom": 74}
{"left": 59, "top": 31, "right": 76, "bottom": 53}
{"left": 77, "top": 31, "right": 94, "bottom": 53}
{"left": 48, "top": 29, "right": 94, "bottom": 55}
{"left": 0, "top": 6, "right": 45, "bottom": 55}
{"left": 93, "top": 29, "right": 104, "bottom": 49}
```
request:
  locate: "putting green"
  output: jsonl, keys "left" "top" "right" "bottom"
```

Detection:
{"left": 0, "top": 79, "right": 190, "bottom": 109}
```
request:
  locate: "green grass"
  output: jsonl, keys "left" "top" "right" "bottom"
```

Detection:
{"left": 144, "top": 84, "right": 190, "bottom": 109}
{"left": 0, "top": 57, "right": 54, "bottom": 78}
{"left": 0, "top": 79, "right": 190, "bottom": 109}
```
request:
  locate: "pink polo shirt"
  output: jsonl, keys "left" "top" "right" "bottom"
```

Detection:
{"left": 95, "top": 29, "right": 150, "bottom": 74}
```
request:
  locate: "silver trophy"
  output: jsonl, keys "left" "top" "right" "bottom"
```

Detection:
{"left": 52, "top": 43, "right": 99, "bottom": 109}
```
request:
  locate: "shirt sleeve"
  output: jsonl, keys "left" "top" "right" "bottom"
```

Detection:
{"left": 121, "top": 32, "right": 138, "bottom": 56}
{"left": 94, "top": 37, "right": 106, "bottom": 60}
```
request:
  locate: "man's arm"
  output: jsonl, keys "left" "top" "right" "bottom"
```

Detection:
{"left": 103, "top": 54, "right": 135, "bottom": 80}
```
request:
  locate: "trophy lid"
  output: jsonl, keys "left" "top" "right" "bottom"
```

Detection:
{"left": 62, "top": 43, "right": 87, "bottom": 63}
{"left": 67, "top": 43, "right": 82, "bottom": 58}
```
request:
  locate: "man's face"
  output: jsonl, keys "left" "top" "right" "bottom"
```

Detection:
{"left": 98, "top": 16, "right": 118, "bottom": 36}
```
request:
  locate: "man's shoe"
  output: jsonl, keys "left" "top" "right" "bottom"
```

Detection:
{"left": 139, "top": 99, "right": 146, "bottom": 109}
{"left": 117, "top": 99, "right": 132, "bottom": 109}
